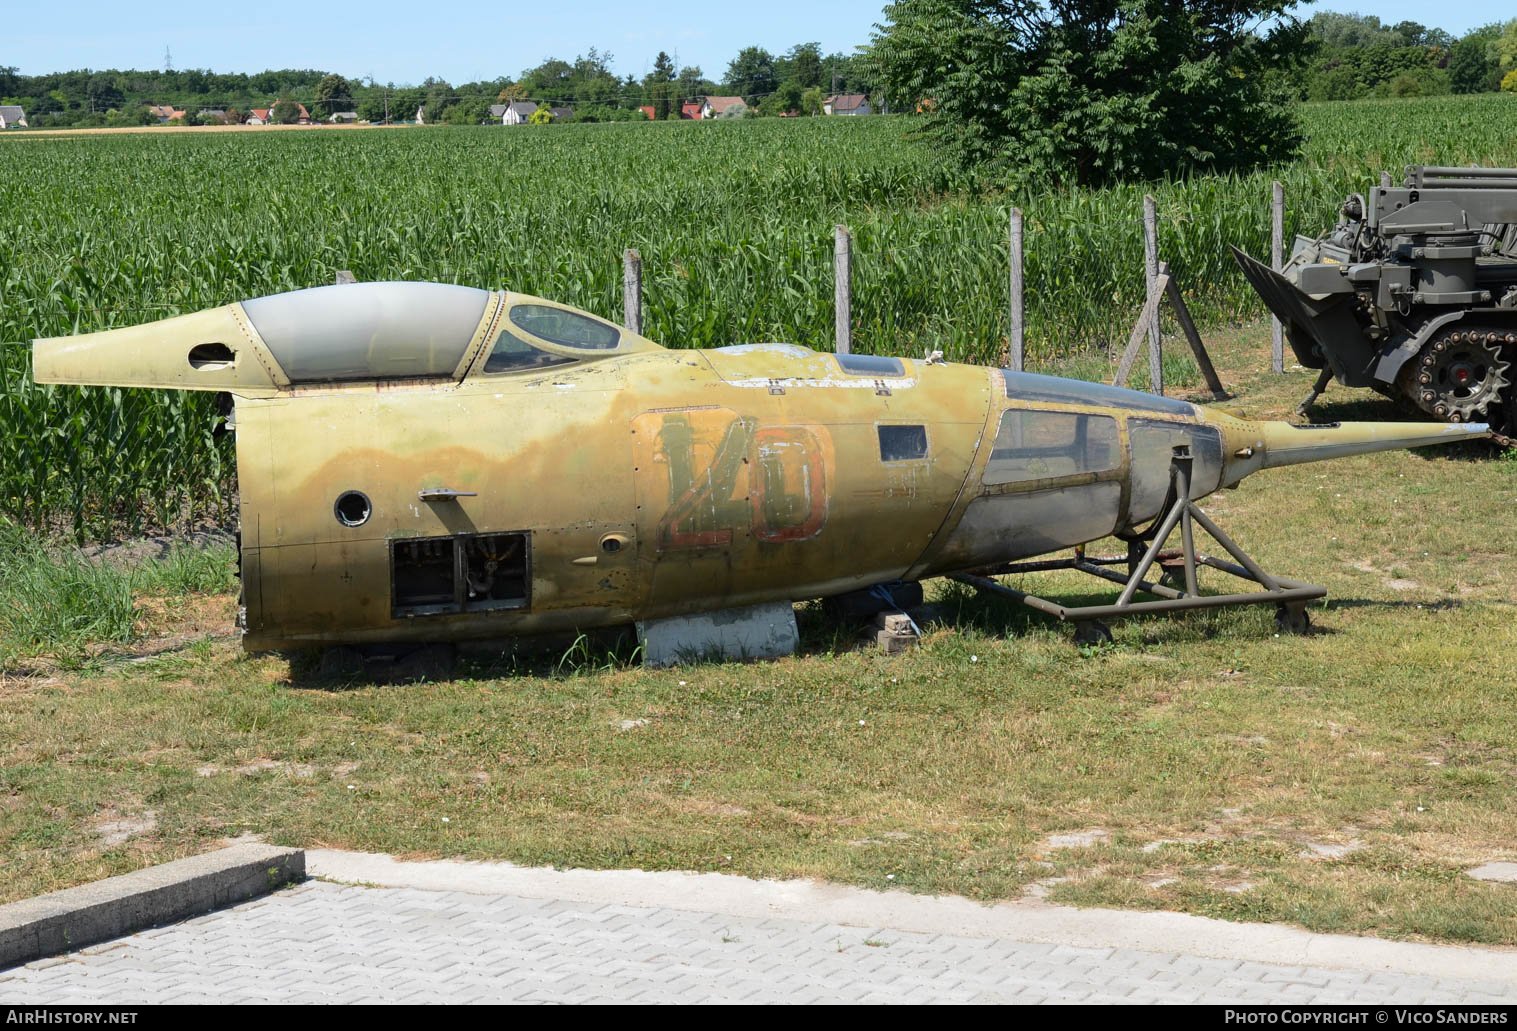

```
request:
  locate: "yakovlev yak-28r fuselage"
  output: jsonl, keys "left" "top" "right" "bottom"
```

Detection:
{"left": 33, "top": 282, "right": 1488, "bottom": 654}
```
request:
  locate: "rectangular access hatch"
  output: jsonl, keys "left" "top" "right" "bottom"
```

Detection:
{"left": 391, "top": 532, "right": 530, "bottom": 618}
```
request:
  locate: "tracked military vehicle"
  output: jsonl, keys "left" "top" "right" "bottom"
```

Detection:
{"left": 1233, "top": 165, "right": 1517, "bottom": 435}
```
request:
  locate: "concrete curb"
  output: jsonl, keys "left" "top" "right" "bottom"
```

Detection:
{"left": 308, "top": 849, "right": 1517, "bottom": 984}
{"left": 1, "top": 843, "right": 304, "bottom": 970}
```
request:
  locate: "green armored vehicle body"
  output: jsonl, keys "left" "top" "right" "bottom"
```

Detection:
{"left": 1234, "top": 165, "right": 1517, "bottom": 436}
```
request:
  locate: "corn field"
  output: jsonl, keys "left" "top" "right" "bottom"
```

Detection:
{"left": 4, "top": 93, "right": 1517, "bottom": 540}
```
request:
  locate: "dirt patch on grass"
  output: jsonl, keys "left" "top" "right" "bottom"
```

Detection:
{"left": 94, "top": 810, "right": 157, "bottom": 847}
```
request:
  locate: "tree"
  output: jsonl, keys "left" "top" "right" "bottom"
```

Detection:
{"left": 1496, "top": 20, "right": 1517, "bottom": 77}
{"left": 644, "top": 50, "right": 676, "bottom": 119}
{"left": 676, "top": 65, "right": 709, "bottom": 105}
{"left": 1449, "top": 32, "right": 1497, "bottom": 93}
{"left": 314, "top": 73, "right": 352, "bottom": 118}
{"left": 529, "top": 105, "right": 555, "bottom": 124}
{"left": 421, "top": 77, "right": 453, "bottom": 122}
{"left": 270, "top": 98, "right": 300, "bottom": 124}
{"left": 788, "top": 42, "right": 825, "bottom": 88}
{"left": 867, "top": 0, "right": 1310, "bottom": 190}
{"left": 725, "top": 46, "right": 776, "bottom": 104}
{"left": 445, "top": 97, "right": 490, "bottom": 124}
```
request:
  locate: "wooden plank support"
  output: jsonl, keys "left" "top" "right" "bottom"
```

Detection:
{"left": 1111, "top": 272, "right": 1169, "bottom": 390}
{"left": 1161, "top": 267, "right": 1227, "bottom": 400}
{"left": 1143, "top": 194, "right": 1162, "bottom": 394}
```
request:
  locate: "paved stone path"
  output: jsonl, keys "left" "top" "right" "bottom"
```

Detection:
{"left": 4, "top": 871, "right": 1516, "bottom": 1004}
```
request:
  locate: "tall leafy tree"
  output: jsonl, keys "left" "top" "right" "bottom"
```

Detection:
{"left": 676, "top": 65, "right": 710, "bottom": 105}
{"left": 1449, "top": 26, "right": 1501, "bottom": 93}
{"left": 644, "top": 50, "right": 676, "bottom": 119}
{"left": 314, "top": 73, "right": 352, "bottom": 118}
{"left": 780, "top": 43, "right": 823, "bottom": 88}
{"left": 724, "top": 47, "right": 777, "bottom": 103}
{"left": 868, "top": 0, "right": 1309, "bottom": 189}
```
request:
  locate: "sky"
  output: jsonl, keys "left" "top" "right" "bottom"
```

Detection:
{"left": 9, "top": 1, "right": 1513, "bottom": 84}
{"left": 8, "top": 0, "right": 890, "bottom": 84}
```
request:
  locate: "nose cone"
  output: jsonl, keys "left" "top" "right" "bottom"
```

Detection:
{"left": 33, "top": 305, "right": 282, "bottom": 393}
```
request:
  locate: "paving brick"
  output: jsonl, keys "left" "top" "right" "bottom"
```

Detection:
{"left": 5, "top": 878, "right": 1517, "bottom": 1005}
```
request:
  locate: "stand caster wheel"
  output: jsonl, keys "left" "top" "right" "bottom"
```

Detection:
{"left": 1073, "top": 621, "right": 1114, "bottom": 646}
{"left": 1274, "top": 604, "right": 1311, "bottom": 636}
{"left": 393, "top": 643, "right": 458, "bottom": 682}
{"left": 317, "top": 646, "right": 366, "bottom": 679}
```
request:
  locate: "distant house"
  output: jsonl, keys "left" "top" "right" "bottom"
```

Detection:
{"left": 329, "top": 111, "right": 359, "bottom": 123}
{"left": 548, "top": 106, "right": 573, "bottom": 121}
{"left": 146, "top": 104, "right": 176, "bottom": 123}
{"left": 701, "top": 96, "right": 745, "bottom": 119}
{"left": 638, "top": 105, "right": 656, "bottom": 121}
{"left": 823, "top": 93, "right": 871, "bottom": 116}
{"left": 247, "top": 108, "right": 270, "bottom": 125}
{"left": 680, "top": 101, "right": 702, "bottom": 120}
{"left": 488, "top": 103, "right": 508, "bottom": 122}
{"left": 0, "top": 105, "right": 28, "bottom": 129}
{"left": 502, "top": 101, "right": 537, "bottom": 125}
{"left": 197, "top": 109, "right": 227, "bottom": 123}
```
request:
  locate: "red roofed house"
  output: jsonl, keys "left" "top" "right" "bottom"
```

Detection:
{"left": 680, "top": 101, "right": 702, "bottom": 119}
{"left": 249, "top": 102, "right": 312, "bottom": 125}
{"left": 638, "top": 105, "right": 656, "bottom": 121}
{"left": 700, "top": 96, "right": 745, "bottom": 119}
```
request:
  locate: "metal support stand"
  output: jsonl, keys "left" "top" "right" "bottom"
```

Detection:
{"left": 1297, "top": 367, "right": 1333, "bottom": 418}
{"left": 949, "top": 446, "right": 1325, "bottom": 643}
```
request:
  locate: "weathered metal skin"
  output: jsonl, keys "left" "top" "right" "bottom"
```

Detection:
{"left": 31, "top": 284, "right": 1491, "bottom": 652}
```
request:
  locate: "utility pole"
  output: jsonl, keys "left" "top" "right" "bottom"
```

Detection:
{"left": 164, "top": 45, "right": 173, "bottom": 72}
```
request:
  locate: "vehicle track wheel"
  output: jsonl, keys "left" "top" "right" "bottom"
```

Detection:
{"left": 1417, "top": 332, "right": 1511, "bottom": 422}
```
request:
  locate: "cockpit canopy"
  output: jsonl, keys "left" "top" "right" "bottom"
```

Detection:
{"left": 31, "top": 282, "right": 659, "bottom": 394}
{"left": 242, "top": 282, "right": 490, "bottom": 383}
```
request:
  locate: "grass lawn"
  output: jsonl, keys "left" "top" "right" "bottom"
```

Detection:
{"left": 4, "top": 322, "right": 1517, "bottom": 945}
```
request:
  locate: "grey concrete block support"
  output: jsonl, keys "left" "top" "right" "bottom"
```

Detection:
{"left": 637, "top": 601, "right": 798, "bottom": 667}
{"left": 0, "top": 843, "right": 304, "bottom": 969}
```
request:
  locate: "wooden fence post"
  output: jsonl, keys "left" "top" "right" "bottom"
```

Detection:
{"left": 834, "top": 225, "right": 852, "bottom": 355}
{"left": 623, "top": 249, "right": 642, "bottom": 335}
{"left": 1008, "top": 208, "right": 1024, "bottom": 372}
{"left": 1143, "top": 194, "right": 1162, "bottom": 394}
{"left": 1271, "top": 181, "right": 1284, "bottom": 374}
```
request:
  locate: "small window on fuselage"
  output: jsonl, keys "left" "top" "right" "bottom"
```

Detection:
{"left": 878, "top": 424, "right": 928, "bottom": 462}
{"left": 509, "top": 304, "right": 621, "bottom": 350}
{"left": 984, "top": 409, "right": 1119, "bottom": 485}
